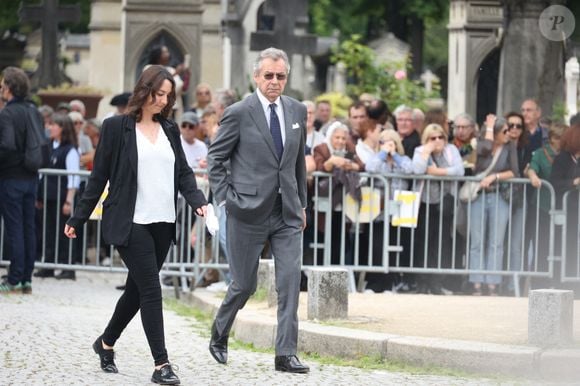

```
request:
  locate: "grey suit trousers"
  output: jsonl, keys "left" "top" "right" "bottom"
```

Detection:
{"left": 214, "top": 196, "right": 302, "bottom": 356}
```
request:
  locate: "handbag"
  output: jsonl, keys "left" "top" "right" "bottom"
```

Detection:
{"left": 458, "top": 146, "right": 503, "bottom": 203}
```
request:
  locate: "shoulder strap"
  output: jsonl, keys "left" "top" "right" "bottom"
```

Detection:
{"left": 478, "top": 145, "right": 502, "bottom": 178}
{"left": 542, "top": 146, "right": 554, "bottom": 165}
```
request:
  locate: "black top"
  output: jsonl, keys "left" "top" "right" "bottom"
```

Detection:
{"left": 67, "top": 114, "right": 207, "bottom": 247}
{"left": 549, "top": 151, "right": 580, "bottom": 206}
{"left": 402, "top": 130, "right": 421, "bottom": 159}
{"left": 0, "top": 98, "right": 43, "bottom": 179}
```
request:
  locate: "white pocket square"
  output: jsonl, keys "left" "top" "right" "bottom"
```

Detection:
{"left": 292, "top": 123, "right": 300, "bottom": 129}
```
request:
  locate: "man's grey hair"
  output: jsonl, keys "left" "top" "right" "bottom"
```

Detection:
{"left": 393, "top": 105, "right": 413, "bottom": 119}
{"left": 302, "top": 100, "right": 315, "bottom": 110}
{"left": 412, "top": 108, "right": 424, "bottom": 120}
{"left": 38, "top": 104, "right": 54, "bottom": 117}
{"left": 253, "top": 47, "right": 290, "bottom": 76}
{"left": 454, "top": 113, "right": 475, "bottom": 127}
{"left": 215, "top": 89, "right": 236, "bottom": 109}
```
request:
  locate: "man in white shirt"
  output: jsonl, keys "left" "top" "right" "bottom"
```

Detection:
{"left": 180, "top": 111, "right": 208, "bottom": 170}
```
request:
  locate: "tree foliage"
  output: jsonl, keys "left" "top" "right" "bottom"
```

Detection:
{"left": 332, "top": 35, "right": 439, "bottom": 111}
{"left": 0, "top": 0, "right": 90, "bottom": 35}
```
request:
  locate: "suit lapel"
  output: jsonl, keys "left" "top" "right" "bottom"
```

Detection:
{"left": 280, "top": 96, "right": 294, "bottom": 165}
{"left": 248, "top": 93, "right": 279, "bottom": 160}
{"left": 124, "top": 116, "right": 137, "bottom": 176}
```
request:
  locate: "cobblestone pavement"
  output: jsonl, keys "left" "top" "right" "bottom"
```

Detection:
{"left": 0, "top": 272, "right": 515, "bottom": 385}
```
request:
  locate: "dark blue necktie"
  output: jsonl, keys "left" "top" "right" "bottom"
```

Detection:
{"left": 269, "top": 103, "right": 284, "bottom": 160}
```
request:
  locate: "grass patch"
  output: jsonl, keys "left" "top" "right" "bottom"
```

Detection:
{"left": 248, "top": 287, "right": 267, "bottom": 303}
{"left": 164, "top": 298, "right": 511, "bottom": 381}
{"left": 164, "top": 298, "right": 212, "bottom": 325}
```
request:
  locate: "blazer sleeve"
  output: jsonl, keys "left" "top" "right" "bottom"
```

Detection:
{"left": 294, "top": 103, "right": 308, "bottom": 209}
{"left": 207, "top": 105, "right": 240, "bottom": 204}
{"left": 67, "top": 116, "right": 116, "bottom": 229}
{"left": 170, "top": 122, "right": 207, "bottom": 209}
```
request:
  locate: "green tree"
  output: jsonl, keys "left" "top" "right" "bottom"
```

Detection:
{"left": 309, "top": 0, "right": 448, "bottom": 75}
{"left": 332, "top": 35, "right": 439, "bottom": 110}
{"left": 0, "top": 0, "right": 90, "bottom": 36}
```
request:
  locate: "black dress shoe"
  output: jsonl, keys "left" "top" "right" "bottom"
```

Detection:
{"left": 151, "top": 364, "right": 180, "bottom": 385}
{"left": 208, "top": 322, "right": 228, "bottom": 364}
{"left": 34, "top": 269, "right": 54, "bottom": 278}
{"left": 92, "top": 336, "right": 118, "bottom": 373}
{"left": 55, "top": 270, "right": 76, "bottom": 280}
{"left": 274, "top": 355, "right": 310, "bottom": 373}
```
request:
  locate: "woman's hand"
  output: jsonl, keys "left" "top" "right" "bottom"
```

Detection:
{"left": 485, "top": 114, "right": 496, "bottom": 130}
{"left": 574, "top": 177, "right": 580, "bottom": 186}
{"left": 62, "top": 202, "right": 72, "bottom": 216}
{"left": 480, "top": 174, "right": 496, "bottom": 189}
{"left": 530, "top": 174, "right": 542, "bottom": 188}
{"left": 381, "top": 140, "right": 396, "bottom": 156}
{"left": 64, "top": 224, "right": 77, "bottom": 239}
{"left": 196, "top": 205, "right": 208, "bottom": 217}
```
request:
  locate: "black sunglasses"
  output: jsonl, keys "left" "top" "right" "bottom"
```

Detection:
{"left": 181, "top": 123, "right": 196, "bottom": 130}
{"left": 263, "top": 72, "right": 287, "bottom": 81}
{"left": 508, "top": 123, "right": 523, "bottom": 130}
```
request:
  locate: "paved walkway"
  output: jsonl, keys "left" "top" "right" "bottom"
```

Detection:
{"left": 0, "top": 272, "right": 504, "bottom": 385}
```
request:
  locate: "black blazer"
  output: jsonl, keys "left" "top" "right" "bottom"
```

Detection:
{"left": 67, "top": 114, "right": 207, "bottom": 247}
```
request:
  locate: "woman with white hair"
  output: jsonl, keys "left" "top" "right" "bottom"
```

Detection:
{"left": 313, "top": 121, "right": 364, "bottom": 265}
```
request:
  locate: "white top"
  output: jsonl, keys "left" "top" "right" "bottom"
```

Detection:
{"left": 306, "top": 130, "right": 325, "bottom": 151}
{"left": 133, "top": 125, "right": 176, "bottom": 224}
{"left": 256, "top": 89, "right": 286, "bottom": 145}
{"left": 355, "top": 139, "right": 376, "bottom": 165}
{"left": 180, "top": 136, "right": 208, "bottom": 170}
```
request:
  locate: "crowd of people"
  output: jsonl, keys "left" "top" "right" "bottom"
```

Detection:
{"left": 1, "top": 65, "right": 580, "bottom": 299}
{"left": 1, "top": 45, "right": 580, "bottom": 384}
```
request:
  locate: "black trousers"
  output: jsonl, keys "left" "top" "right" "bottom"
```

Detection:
{"left": 102, "top": 222, "right": 173, "bottom": 366}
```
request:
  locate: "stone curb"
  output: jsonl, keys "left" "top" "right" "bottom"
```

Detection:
{"left": 176, "top": 290, "right": 580, "bottom": 381}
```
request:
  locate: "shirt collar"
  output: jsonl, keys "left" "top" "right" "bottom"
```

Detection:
{"left": 256, "top": 88, "right": 281, "bottom": 110}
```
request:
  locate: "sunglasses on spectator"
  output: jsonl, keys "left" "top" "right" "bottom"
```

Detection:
{"left": 429, "top": 135, "right": 445, "bottom": 141}
{"left": 74, "top": 121, "right": 84, "bottom": 125}
{"left": 263, "top": 72, "right": 287, "bottom": 81}
{"left": 454, "top": 124, "right": 472, "bottom": 130}
{"left": 181, "top": 123, "right": 197, "bottom": 129}
{"left": 508, "top": 123, "right": 523, "bottom": 130}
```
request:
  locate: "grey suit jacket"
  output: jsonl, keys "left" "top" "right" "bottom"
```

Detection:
{"left": 207, "top": 92, "right": 307, "bottom": 228}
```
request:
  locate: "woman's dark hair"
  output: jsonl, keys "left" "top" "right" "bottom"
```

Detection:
{"left": 423, "top": 109, "right": 449, "bottom": 135}
{"left": 561, "top": 124, "right": 580, "bottom": 154}
{"left": 126, "top": 65, "right": 176, "bottom": 122}
{"left": 358, "top": 119, "right": 376, "bottom": 140}
{"left": 148, "top": 46, "right": 164, "bottom": 65}
{"left": 367, "top": 99, "right": 391, "bottom": 124}
{"left": 1, "top": 66, "right": 30, "bottom": 99}
{"left": 504, "top": 111, "right": 528, "bottom": 148}
{"left": 51, "top": 113, "right": 78, "bottom": 148}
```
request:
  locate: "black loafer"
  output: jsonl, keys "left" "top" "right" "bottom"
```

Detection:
{"left": 208, "top": 322, "right": 228, "bottom": 364}
{"left": 274, "top": 355, "right": 310, "bottom": 373}
{"left": 92, "top": 336, "right": 118, "bottom": 373}
{"left": 151, "top": 364, "right": 180, "bottom": 385}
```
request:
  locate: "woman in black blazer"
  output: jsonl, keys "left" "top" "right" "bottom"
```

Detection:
{"left": 65, "top": 65, "right": 207, "bottom": 385}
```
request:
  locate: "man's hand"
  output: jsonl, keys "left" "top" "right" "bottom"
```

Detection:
{"left": 301, "top": 208, "right": 307, "bottom": 231}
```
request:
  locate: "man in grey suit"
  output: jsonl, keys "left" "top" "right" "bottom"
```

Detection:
{"left": 207, "top": 47, "right": 309, "bottom": 373}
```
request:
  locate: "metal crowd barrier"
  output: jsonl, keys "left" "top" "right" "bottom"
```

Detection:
{"left": 0, "top": 169, "right": 230, "bottom": 290}
{"left": 0, "top": 168, "right": 578, "bottom": 292}
{"left": 307, "top": 171, "right": 568, "bottom": 294}
{"left": 560, "top": 189, "right": 580, "bottom": 283}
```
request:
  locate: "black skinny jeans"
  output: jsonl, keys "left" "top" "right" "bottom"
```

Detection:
{"left": 101, "top": 222, "right": 173, "bottom": 366}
